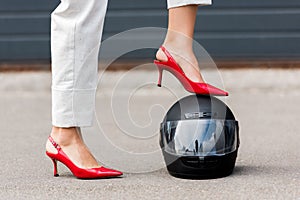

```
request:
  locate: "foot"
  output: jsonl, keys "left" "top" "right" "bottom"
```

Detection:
{"left": 156, "top": 44, "right": 205, "bottom": 83}
{"left": 46, "top": 127, "right": 100, "bottom": 169}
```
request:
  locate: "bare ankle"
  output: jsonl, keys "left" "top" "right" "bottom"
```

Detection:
{"left": 50, "top": 126, "right": 81, "bottom": 146}
{"left": 164, "top": 31, "right": 193, "bottom": 49}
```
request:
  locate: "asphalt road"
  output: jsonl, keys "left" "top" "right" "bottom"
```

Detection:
{"left": 0, "top": 69, "right": 299, "bottom": 200}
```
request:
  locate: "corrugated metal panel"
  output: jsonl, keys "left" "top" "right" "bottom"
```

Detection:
{"left": 1, "top": 0, "right": 300, "bottom": 60}
{"left": 0, "top": 0, "right": 57, "bottom": 60}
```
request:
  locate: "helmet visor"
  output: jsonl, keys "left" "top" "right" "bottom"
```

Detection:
{"left": 160, "top": 119, "right": 238, "bottom": 156}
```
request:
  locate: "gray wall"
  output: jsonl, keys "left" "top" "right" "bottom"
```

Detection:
{"left": 1, "top": 0, "right": 300, "bottom": 61}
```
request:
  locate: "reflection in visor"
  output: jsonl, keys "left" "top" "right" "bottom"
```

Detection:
{"left": 161, "top": 120, "right": 238, "bottom": 156}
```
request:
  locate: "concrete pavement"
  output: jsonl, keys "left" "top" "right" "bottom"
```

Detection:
{"left": 0, "top": 68, "right": 299, "bottom": 199}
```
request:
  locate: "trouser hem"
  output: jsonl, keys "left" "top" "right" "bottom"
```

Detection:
{"left": 51, "top": 88, "right": 96, "bottom": 128}
{"left": 167, "top": 0, "right": 212, "bottom": 9}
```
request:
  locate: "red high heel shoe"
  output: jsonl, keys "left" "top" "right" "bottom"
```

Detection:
{"left": 154, "top": 46, "right": 228, "bottom": 96}
{"left": 46, "top": 136, "right": 123, "bottom": 179}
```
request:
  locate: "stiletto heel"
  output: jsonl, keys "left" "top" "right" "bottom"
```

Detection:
{"left": 157, "top": 66, "right": 163, "bottom": 87}
{"left": 46, "top": 136, "right": 123, "bottom": 179}
{"left": 154, "top": 46, "right": 228, "bottom": 96}
{"left": 51, "top": 158, "right": 59, "bottom": 177}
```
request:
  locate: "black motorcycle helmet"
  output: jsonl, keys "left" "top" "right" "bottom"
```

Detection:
{"left": 160, "top": 95, "right": 239, "bottom": 179}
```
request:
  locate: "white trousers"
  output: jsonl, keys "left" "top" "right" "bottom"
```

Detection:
{"left": 51, "top": 0, "right": 212, "bottom": 127}
{"left": 167, "top": 0, "right": 211, "bottom": 8}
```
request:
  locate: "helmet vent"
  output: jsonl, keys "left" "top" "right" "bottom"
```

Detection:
{"left": 181, "top": 157, "right": 219, "bottom": 169}
{"left": 184, "top": 112, "right": 214, "bottom": 119}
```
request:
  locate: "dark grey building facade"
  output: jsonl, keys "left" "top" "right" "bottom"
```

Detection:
{"left": 1, "top": 0, "right": 300, "bottom": 61}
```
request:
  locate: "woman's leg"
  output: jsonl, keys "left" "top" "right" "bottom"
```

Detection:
{"left": 47, "top": 0, "right": 108, "bottom": 168}
{"left": 156, "top": 1, "right": 212, "bottom": 83}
